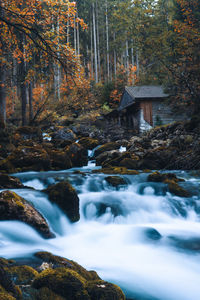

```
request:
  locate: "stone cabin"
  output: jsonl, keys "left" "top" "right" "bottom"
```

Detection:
{"left": 106, "top": 85, "right": 185, "bottom": 133}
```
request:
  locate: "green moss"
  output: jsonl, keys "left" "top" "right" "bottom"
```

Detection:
{"left": 165, "top": 179, "right": 190, "bottom": 197}
{"left": 86, "top": 280, "right": 125, "bottom": 300}
{"left": 32, "top": 268, "right": 89, "bottom": 299}
{"left": 36, "top": 287, "right": 66, "bottom": 300}
{"left": 7, "top": 265, "right": 38, "bottom": 285}
{"left": 0, "top": 285, "right": 16, "bottom": 300}
{"left": 105, "top": 176, "right": 127, "bottom": 187}
{"left": 93, "top": 167, "right": 139, "bottom": 175}
{"left": 148, "top": 172, "right": 184, "bottom": 183}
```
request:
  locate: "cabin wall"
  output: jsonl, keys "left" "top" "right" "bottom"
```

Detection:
{"left": 152, "top": 100, "right": 186, "bottom": 126}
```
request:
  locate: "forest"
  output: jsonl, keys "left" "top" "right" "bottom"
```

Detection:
{"left": 0, "top": 0, "right": 199, "bottom": 126}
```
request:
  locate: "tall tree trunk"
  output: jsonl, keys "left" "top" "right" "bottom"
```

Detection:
{"left": 136, "top": 50, "right": 139, "bottom": 77}
{"left": 90, "top": 19, "right": 94, "bottom": 79}
{"left": 0, "top": 63, "right": 6, "bottom": 126}
{"left": 113, "top": 32, "right": 117, "bottom": 79}
{"left": 105, "top": 0, "right": 109, "bottom": 81}
{"left": 126, "top": 39, "right": 129, "bottom": 75}
{"left": 28, "top": 82, "right": 33, "bottom": 123}
{"left": 19, "top": 34, "right": 27, "bottom": 126}
{"left": 93, "top": 2, "right": 98, "bottom": 83}
{"left": 96, "top": 0, "right": 101, "bottom": 81}
{"left": 74, "top": 15, "right": 77, "bottom": 55}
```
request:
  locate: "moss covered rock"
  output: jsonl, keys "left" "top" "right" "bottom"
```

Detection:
{"left": 78, "top": 138, "right": 99, "bottom": 150}
{"left": 0, "top": 191, "right": 54, "bottom": 238}
{"left": 32, "top": 268, "right": 89, "bottom": 300}
{"left": 86, "top": 280, "right": 125, "bottom": 300}
{"left": 44, "top": 181, "right": 80, "bottom": 222}
{"left": 65, "top": 143, "right": 88, "bottom": 167}
{"left": 46, "top": 149, "right": 72, "bottom": 170}
{"left": 7, "top": 265, "right": 38, "bottom": 285}
{"left": 148, "top": 172, "right": 183, "bottom": 183}
{"left": 0, "top": 173, "right": 24, "bottom": 189}
{"left": 94, "top": 142, "right": 120, "bottom": 157}
{"left": 165, "top": 180, "right": 190, "bottom": 197}
{"left": 14, "top": 126, "right": 43, "bottom": 145}
{"left": 119, "top": 157, "right": 139, "bottom": 170}
{"left": 105, "top": 176, "right": 127, "bottom": 188}
{"left": 93, "top": 167, "right": 139, "bottom": 175}
{"left": 8, "top": 145, "right": 51, "bottom": 171}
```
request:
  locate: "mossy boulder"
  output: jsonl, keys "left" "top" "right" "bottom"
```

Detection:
{"left": 46, "top": 149, "right": 72, "bottom": 170}
{"left": 52, "top": 128, "right": 77, "bottom": 143}
{"left": 44, "top": 181, "right": 80, "bottom": 222}
{"left": 7, "top": 266, "right": 38, "bottom": 285}
{"left": 0, "top": 173, "right": 24, "bottom": 189}
{"left": 94, "top": 142, "right": 120, "bottom": 157}
{"left": 105, "top": 176, "right": 127, "bottom": 188}
{"left": 14, "top": 126, "right": 43, "bottom": 145}
{"left": 32, "top": 268, "right": 89, "bottom": 300}
{"left": 0, "top": 158, "right": 15, "bottom": 173}
{"left": 8, "top": 145, "right": 51, "bottom": 171}
{"left": 96, "top": 150, "right": 121, "bottom": 167}
{"left": 0, "top": 285, "right": 16, "bottom": 300}
{"left": 65, "top": 143, "right": 88, "bottom": 167}
{"left": 165, "top": 180, "right": 190, "bottom": 197}
{"left": 148, "top": 172, "right": 183, "bottom": 183}
{"left": 34, "top": 252, "right": 100, "bottom": 281}
{"left": 86, "top": 280, "right": 125, "bottom": 300}
{"left": 93, "top": 166, "right": 139, "bottom": 175}
{"left": 0, "top": 191, "right": 54, "bottom": 238}
{"left": 119, "top": 157, "right": 140, "bottom": 170}
{"left": 78, "top": 138, "right": 99, "bottom": 150}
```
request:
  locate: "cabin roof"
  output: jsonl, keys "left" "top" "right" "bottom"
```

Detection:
{"left": 126, "top": 85, "right": 169, "bottom": 99}
{"left": 118, "top": 85, "right": 169, "bottom": 111}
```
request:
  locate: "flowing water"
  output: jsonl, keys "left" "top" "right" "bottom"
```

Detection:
{"left": 1, "top": 158, "right": 200, "bottom": 300}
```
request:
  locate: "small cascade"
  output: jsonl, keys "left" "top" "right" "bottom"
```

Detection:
{"left": 1, "top": 154, "right": 200, "bottom": 300}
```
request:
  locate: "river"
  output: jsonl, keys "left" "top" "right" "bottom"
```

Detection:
{"left": 1, "top": 158, "right": 200, "bottom": 300}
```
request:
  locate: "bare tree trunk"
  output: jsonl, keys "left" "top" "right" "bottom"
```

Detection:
{"left": 19, "top": 34, "right": 27, "bottom": 126}
{"left": 0, "top": 63, "right": 6, "bottom": 126}
{"left": 96, "top": 0, "right": 101, "bottom": 81}
{"left": 136, "top": 50, "right": 139, "bottom": 77}
{"left": 28, "top": 82, "right": 33, "bottom": 123}
{"left": 90, "top": 19, "right": 94, "bottom": 79}
{"left": 93, "top": 2, "right": 98, "bottom": 83}
{"left": 105, "top": 0, "right": 109, "bottom": 81}
{"left": 74, "top": 15, "right": 77, "bottom": 55}
{"left": 113, "top": 32, "right": 117, "bottom": 79}
{"left": 126, "top": 39, "right": 129, "bottom": 75}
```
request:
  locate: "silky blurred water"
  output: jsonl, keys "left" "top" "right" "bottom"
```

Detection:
{"left": 1, "top": 165, "right": 200, "bottom": 300}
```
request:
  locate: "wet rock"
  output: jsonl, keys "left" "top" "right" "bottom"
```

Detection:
{"left": 0, "top": 173, "right": 24, "bottom": 189}
{"left": 93, "top": 166, "right": 139, "bottom": 175}
{"left": 168, "top": 236, "right": 200, "bottom": 251}
{"left": 45, "top": 149, "right": 72, "bottom": 170}
{"left": 0, "top": 191, "right": 54, "bottom": 238}
{"left": 143, "top": 228, "right": 162, "bottom": 241}
{"left": 52, "top": 128, "right": 76, "bottom": 143}
{"left": 96, "top": 150, "right": 121, "bottom": 166}
{"left": 14, "top": 126, "right": 43, "bottom": 145}
{"left": 9, "top": 145, "right": 51, "bottom": 172}
{"left": 166, "top": 180, "right": 190, "bottom": 197}
{"left": 64, "top": 143, "right": 88, "bottom": 167}
{"left": 86, "top": 280, "right": 125, "bottom": 300}
{"left": 119, "top": 157, "right": 140, "bottom": 170}
{"left": 34, "top": 252, "right": 100, "bottom": 281}
{"left": 78, "top": 137, "right": 99, "bottom": 150}
{"left": 94, "top": 142, "right": 120, "bottom": 157}
{"left": 32, "top": 267, "right": 90, "bottom": 299}
{"left": 44, "top": 181, "right": 80, "bottom": 222}
{"left": 105, "top": 176, "right": 127, "bottom": 188}
{"left": 148, "top": 172, "right": 183, "bottom": 183}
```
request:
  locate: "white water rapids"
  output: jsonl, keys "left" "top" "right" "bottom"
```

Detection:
{"left": 1, "top": 162, "right": 200, "bottom": 300}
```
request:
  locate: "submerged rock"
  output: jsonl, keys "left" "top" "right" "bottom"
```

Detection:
{"left": 0, "top": 191, "right": 54, "bottom": 238}
{"left": 44, "top": 181, "right": 80, "bottom": 222}
{"left": 148, "top": 171, "right": 183, "bottom": 183}
{"left": 105, "top": 176, "right": 127, "bottom": 188}
{"left": 93, "top": 166, "right": 139, "bottom": 175}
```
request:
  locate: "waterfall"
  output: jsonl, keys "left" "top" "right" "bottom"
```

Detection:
{"left": 1, "top": 166, "right": 200, "bottom": 300}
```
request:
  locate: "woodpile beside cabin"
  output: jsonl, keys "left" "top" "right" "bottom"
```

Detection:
{"left": 106, "top": 86, "right": 186, "bottom": 133}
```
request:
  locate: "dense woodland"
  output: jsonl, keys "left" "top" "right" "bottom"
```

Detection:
{"left": 0, "top": 0, "right": 199, "bottom": 126}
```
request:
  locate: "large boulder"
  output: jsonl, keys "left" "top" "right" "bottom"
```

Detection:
{"left": 65, "top": 143, "right": 88, "bottom": 167}
{"left": 13, "top": 126, "right": 43, "bottom": 146}
{"left": 9, "top": 145, "right": 51, "bottom": 172}
{"left": 52, "top": 128, "right": 76, "bottom": 143}
{"left": 78, "top": 137, "right": 99, "bottom": 150}
{"left": 94, "top": 142, "right": 120, "bottom": 157}
{"left": 0, "top": 191, "right": 54, "bottom": 238}
{"left": 44, "top": 181, "right": 80, "bottom": 222}
{"left": 45, "top": 149, "right": 72, "bottom": 170}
